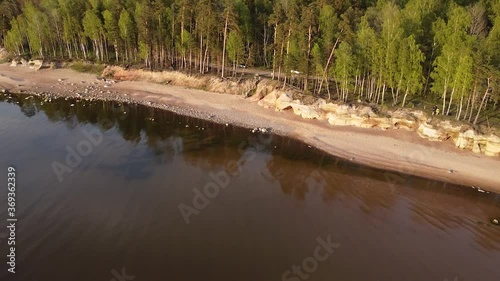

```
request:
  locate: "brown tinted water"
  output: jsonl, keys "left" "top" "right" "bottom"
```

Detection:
{"left": 0, "top": 93, "right": 499, "bottom": 281}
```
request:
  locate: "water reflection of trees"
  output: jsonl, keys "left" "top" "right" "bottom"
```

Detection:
{"left": 262, "top": 137, "right": 500, "bottom": 251}
{"left": 407, "top": 183, "right": 500, "bottom": 251}
{"left": 264, "top": 144, "right": 400, "bottom": 212}
{"left": 1, "top": 93, "right": 257, "bottom": 169}
{"left": 3, "top": 93, "right": 499, "bottom": 251}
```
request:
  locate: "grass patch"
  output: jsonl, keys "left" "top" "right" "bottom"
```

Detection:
{"left": 70, "top": 62, "right": 105, "bottom": 75}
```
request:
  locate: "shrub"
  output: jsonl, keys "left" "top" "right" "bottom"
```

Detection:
{"left": 70, "top": 62, "right": 105, "bottom": 75}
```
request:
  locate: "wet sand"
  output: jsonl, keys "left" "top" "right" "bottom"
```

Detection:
{"left": 1, "top": 63, "right": 499, "bottom": 193}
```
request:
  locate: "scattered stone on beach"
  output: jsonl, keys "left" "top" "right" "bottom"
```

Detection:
{"left": 251, "top": 127, "right": 270, "bottom": 134}
{"left": 492, "top": 219, "right": 499, "bottom": 225}
{"left": 448, "top": 169, "right": 454, "bottom": 174}
{"left": 260, "top": 127, "right": 270, "bottom": 133}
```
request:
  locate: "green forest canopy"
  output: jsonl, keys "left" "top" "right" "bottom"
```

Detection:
{"left": 0, "top": 0, "right": 499, "bottom": 123}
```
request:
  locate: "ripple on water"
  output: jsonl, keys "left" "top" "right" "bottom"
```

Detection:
{"left": 1, "top": 94, "right": 499, "bottom": 281}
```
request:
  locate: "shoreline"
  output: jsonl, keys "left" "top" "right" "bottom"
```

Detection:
{"left": 1, "top": 64, "right": 500, "bottom": 193}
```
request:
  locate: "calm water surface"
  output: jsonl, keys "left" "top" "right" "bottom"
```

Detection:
{"left": 0, "top": 93, "right": 499, "bottom": 281}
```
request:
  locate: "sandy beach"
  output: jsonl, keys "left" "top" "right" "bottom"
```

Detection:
{"left": 1, "top": 63, "right": 499, "bottom": 193}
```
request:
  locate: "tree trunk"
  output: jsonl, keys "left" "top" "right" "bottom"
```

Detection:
{"left": 442, "top": 81, "right": 448, "bottom": 115}
{"left": 115, "top": 40, "right": 119, "bottom": 62}
{"left": 263, "top": 25, "right": 269, "bottom": 68}
{"left": 464, "top": 93, "right": 471, "bottom": 121}
{"left": 446, "top": 86, "right": 455, "bottom": 116}
{"left": 474, "top": 78, "right": 490, "bottom": 125}
{"left": 318, "top": 35, "right": 342, "bottom": 97}
{"left": 360, "top": 75, "right": 366, "bottom": 100}
{"left": 381, "top": 83, "right": 386, "bottom": 105}
{"left": 278, "top": 40, "right": 284, "bottom": 81}
{"left": 272, "top": 24, "right": 278, "bottom": 80}
{"left": 199, "top": 32, "right": 203, "bottom": 74}
{"left": 354, "top": 75, "right": 359, "bottom": 99}
{"left": 402, "top": 86, "right": 409, "bottom": 108}
{"left": 457, "top": 95, "right": 463, "bottom": 120}
{"left": 304, "top": 25, "right": 312, "bottom": 92}
{"left": 221, "top": 10, "right": 229, "bottom": 78}
{"left": 468, "top": 83, "right": 477, "bottom": 122}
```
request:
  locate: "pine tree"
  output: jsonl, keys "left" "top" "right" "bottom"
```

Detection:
{"left": 118, "top": 9, "right": 135, "bottom": 63}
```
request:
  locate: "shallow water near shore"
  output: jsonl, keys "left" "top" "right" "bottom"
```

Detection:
{"left": 0, "top": 93, "right": 499, "bottom": 281}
